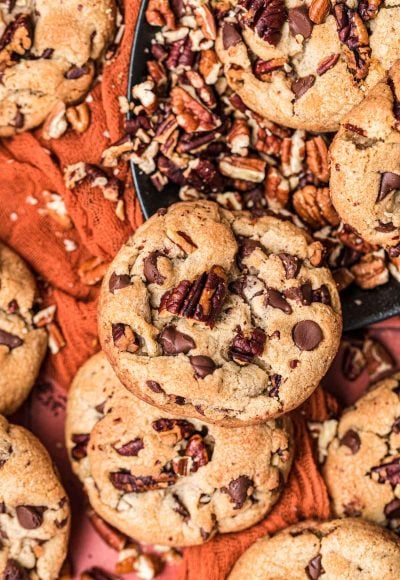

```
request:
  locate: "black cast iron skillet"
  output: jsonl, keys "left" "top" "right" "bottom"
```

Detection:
{"left": 128, "top": 0, "right": 400, "bottom": 331}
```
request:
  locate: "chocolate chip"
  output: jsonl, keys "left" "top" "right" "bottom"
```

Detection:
{"left": 16, "top": 505, "right": 46, "bottom": 529}
{"left": 114, "top": 438, "right": 144, "bottom": 456}
{"left": 159, "top": 325, "right": 195, "bottom": 355}
{"left": 269, "top": 373, "right": 282, "bottom": 397}
{"left": 384, "top": 498, "right": 400, "bottom": 519}
{"left": 185, "top": 434, "right": 210, "bottom": 471}
{"left": 3, "top": 559, "right": 29, "bottom": 580}
{"left": 312, "top": 285, "right": 331, "bottom": 305}
{"left": 109, "top": 272, "right": 131, "bottom": 293}
{"left": 375, "top": 221, "right": 396, "bottom": 233}
{"left": 290, "top": 359, "right": 299, "bottom": 369}
{"left": 292, "top": 320, "right": 323, "bottom": 351}
{"left": 288, "top": 7, "right": 313, "bottom": 39}
{"left": 371, "top": 459, "right": 400, "bottom": 485}
{"left": 291, "top": 75, "right": 316, "bottom": 99}
{"left": 71, "top": 433, "right": 90, "bottom": 460}
{"left": 190, "top": 355, "right": 216, "bottom": 378}
{"left": 265, "top": 288, "right": 292, "bottom": 314}
{"left": 340, "top": 429, "right": 361, "bottom": 453}
{"left": 174, "top": 395, "right": 186, "bottom": 405}
{"left": 221, "top": 475, "right": 253, "bottom": 509}
{"left": 146, "top": 380, "right": 165, "bottom": 394}
{"left": 7, "top": 300, "right": 18, "bottom": 314}
{"left": 306, "top": 555, "right": 324, "bottom": 579}
{"left": 64, "top": 65, "right": 89, "bottom": 79}
{"left": 152, "top": 418, "right": 195, "bottom": 439}
{"left": 173, "top": 494, "right": 190, "bottom": 521}
{"left": 278, "top": 253, "right": 301, "bottom": 278}
{"left": 377, "top": 172, "right": 400, "bottom": 202}
{"left": 143, "top": 251, "right": 166, "bottom": 285}
{"left": 0, "top": 329, "right": 23, "bottom": 350}
{"left": 222, "top": 22, "right": 241, "bottom": 49}
{"left": 237, "top": 238, "right": 263, "bottom": 270}
{"left": 95, "top": 401, "right": 107, "bottom": 414}
{"left": 157, "top": 207, "right": 168, "bottom": 216}
{"left": 343, "top": 501, "right": 362, "bottom": 517}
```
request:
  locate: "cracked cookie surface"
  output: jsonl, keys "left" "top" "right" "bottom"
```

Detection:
{"left": 215, "top": 0, "right": 400, "bottom": 132}
{"left": 324, "top": 372, "right": 400, "bottom": 533}
{"left": 0, "top": 415, "right": 70, "bottom": 579}
{"left": 98, "top": 200, "right": 342, "bottom": 426}
{"left": 0, "top": 242, "right": 47, "bottom": 415}
{"left": 330, "top": 60, "right": 400, "bottom": 254}
{"left": 228, "top": 518, "right": 400, "bottom": 579}
{"left": 66, "top": 352, "right": 294, "bottom": 546}
{"left": 0, "top": 0, "right": 116, "bottom": 136}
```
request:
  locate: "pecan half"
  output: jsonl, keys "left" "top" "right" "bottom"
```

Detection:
{"left": 159, "top": 266, "right": 228, "bottom": 327}
{"left": 229, "top": 327, "right": 266, "bottom": 365}
{"left": 370, "top": 459, "right": 400, "bottom": 486}
{"left": 219, "top": 156, "right": 266, "bottom": 182}
{"left": 293, "top": 185, "right": 339, "bottom": 229}
{"left": 238, "top": 0, "right": 287, "bottom": 46}
{"left": 358, "top": 0, "right": 382, "bottom": 21}
{"left": 306, "top": 137, "right": 329, "bottom": 183}
{"left": 0, "top": 14, "right": 32, "bottom": 66}
{"left": 309, "top": 0, "right": 331, "bottom": 24}
{"left": 334, "top": 5, "right": 371, "bottom": 80}
{"left": 145, "top": 0, "right": 176, "bottom": 28}
{"left": 227, "top": 119, "right": 250, "bottom": 156}
{"left": 109, "top": 472, "right": 176, "bottom": 492}
{"left": 264, "top": 167, "right": 290, "bottom": 209}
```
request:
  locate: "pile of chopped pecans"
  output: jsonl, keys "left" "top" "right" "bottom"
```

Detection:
{"left": 101, "top": 0, "right": 400, "bottom": 291}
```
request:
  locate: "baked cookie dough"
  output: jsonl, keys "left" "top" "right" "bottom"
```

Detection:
{"left": 228, "top": 518, "right": 400, "bottom": 579}
{"left": 324, "top": 372, "right": 400, "bottom": 533}
{"left": 0, "top": 242, "right": 47, "bottom": 415}
{"left": 66, "top": 352, "right": 294, "bottom": 546}
{"left": 215, "top": 0, "right": 400, "bottom": 132}
{"left": 99, "top": 200, "right": 342, "bottom": 426}
{"left": 0, "top": 415, "right": 70, "bottom": 579}
{"left": 330, "top": 60, "right": 400, "bottom": 254}
{"left": 0, "top": 0, "right": 116, "bottom": 136}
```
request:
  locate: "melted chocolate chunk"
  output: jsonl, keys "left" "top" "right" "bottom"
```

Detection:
{"left": 190, "top": 355, "right": 216, "bottom": 378}
{"left": 3, "top": 559, "right": 29, "bottom": 580}
{"left": 377, "top": 172, "right": 400, "bottom": 202}
{"left": 71, "top": 433, "right": 90, "bottom": 460}
{"left": 114, "top": 438, "right": 144, "bottom": 456}
{"left": 109, "top": 272, "right": 131, "bottom": 293}
{"left": 152, "top": 418, "right": 195, "bottom": 440}
{"left": 265, "top": 288, "right": 292, "bottom": 314}
{"left": 340, "top": 429, "right": 361, "bottom": 454}
{"left": 159, "top": 325, "right": 196, "bottom": 355}
{"left": 222, "top": 22, "right": 242, "bottom": 49}
{"left": 221, "top": 475, "right": 253, "bottom": 509}
{"left": 288, "top": 6, "right": 313, "bottom": 39}
{"left": 143, "top": 251, "right": 166, "bottom": 285}
{"left": 291, "top": 75, "right": 316, "bottom": 99}
{"left": 306, "top": 555, "right": 324, "bottom": 579}
{"left": 146, "top": 380, "right": 164, "bottom": 393}
{"left": 0, "top": 329, "right": 23, "bottom": 350}
{"left": 16, "top": 505, "right": 46, "bottom": 529}
{"left": 278, "top": 253, "right": 302, "bottom": 278}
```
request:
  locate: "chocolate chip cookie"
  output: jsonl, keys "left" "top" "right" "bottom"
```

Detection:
{"left": 0, "top": 0, "right": 116, "bottom": 136}
{"left": 324, "top": 372, "right": 400, "bottom": 533}
{"left": 66, "top": 352, "right": 294, "bottom": 546}
{"left": 215, "top": 0, "right": 400, "bottom": 132}
{"left": 0, "top": 415, "right": 70, "bottom": 579}
{"left": 330, "top": 60, "right": 400, "bottom": 255}
{"left": 228, "top": 518, "right": 400, "bottom": 579}
{"left": 0, "top": 242, "right": 47, "bottom": 415}
{"left": 98, "top": 201, "right": 342, "bottom": 426}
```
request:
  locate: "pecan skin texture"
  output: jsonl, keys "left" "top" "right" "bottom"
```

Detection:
{"left": 159, "top": 266, "right": 228, "bottom": 327}
{"left": 145, "top": 0, "right": 176, "bottom": 29}
{"left": 229, "top": 327, "right": 266, "bottom": 365}
{"left": 350, "top": 254, "right": 389, "bottom": 289}
{"left": 306, "top": 137, "right": 330, "bottom": 183}
{"left": 293, "top": 185, "right": 339, "bottom": 229}
{"left": 171, "top": 87, "right": 219, "bottom": 133}
{"left": 239, "top": 0, "right": 287, "bottom": 47}
{"left": 309, "top": 0, "right": 331, "bottom": 24}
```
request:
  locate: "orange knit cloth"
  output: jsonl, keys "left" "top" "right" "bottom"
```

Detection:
{"left": 0, "top": 2, "right": 339, "bottom": 577}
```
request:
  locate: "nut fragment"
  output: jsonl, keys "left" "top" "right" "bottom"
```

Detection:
{"left": 33, "top": 305, "right": 56, "bottom": 328}
{"left": 78, "top": 257, "right": 110, "bottom": 286}
{"left": 41, "top": 190, "right": 73, "bottom": 230}
{"left": 88, "top": 508, "right": 128, "bottom": 551}
{"left": 171, "top": 87, "right": 219, "bottom": 133}
{"left": 66, "top": 103, "right": 91, "bottom": 134}
{"left": 363, "top": 337, "right": 394, "bottom": 381}
{"left": 145, "top": 0, "right": 176, "bottom": 29}
{"left": 264, "top": 167, "right": 289, "bottom": 209}
{"left": 47, "top": 322, "right": 66, "bottom": 354}
{"left": 226, "top": 119, "right": 250, "bottom": 156}
{"left": 309, "top": 0, "right": 331, "bottom": 24}
{"left": 199, "top": 49, "right": 221, "bottom": 85}
{"left": 219, "top": 156, "right": 266, "bottom": 182}
{"left": 350, "top": 254, "right": 389, "bottom": 289}
{"left": 42, "top": 102, "right": 68, "bottom": 140}
{"left": 194, "top": 5, "right": 216, "bottom": 40}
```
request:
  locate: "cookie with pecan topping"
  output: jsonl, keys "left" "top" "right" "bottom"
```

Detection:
{"left": 0, "top": 242, "right": 47, "bottom": 415}
{"left": 66, "top": 352, "right": 294, "bottom": 546}
{"left": 0, "top": 0, "right": 116, "bottom": 136}
{"left": 324, "top": 372, "right": 400, "bottom": 533}
{"left": 99, "top": 200, "right": 341, "bottom": 425}
{"left": 228, "top": 518, "right": 400, "bottom": 579}
{"left": 330, "top": 61, "right": 400, "bottom": 254}
{"left": 0, "top": 415, "right": 70, "bottom": 579}
{"left": 215, "top": 0, "right": 400, "bottom": 132}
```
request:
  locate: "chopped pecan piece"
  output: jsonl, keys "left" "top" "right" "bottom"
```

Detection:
{"left": 71, "top": 434, "right": 90, "bottom": 460}
{"left": 308, "top": 0, "right": 331, "bottom": 24}
{"left": 219, "top": 156, "right": 266, "bottom": 182}
{"left": 145, "top": 0, "right": 176, "bottom": 28}
{"left": 264, "top": 167, "right": 290, "bottom": 209}
{"left": 87, "top": 509, "right": 128, "bottom": 551}
{"left": 109, "top": 471, "right": 176, "bottom": 492}
{"left": 152, "top": 418, "right": 196, "bottom": 440}
{"left": 0, "top": 14, "right": 32, "bottom": 66}
{"left": 370, "top": 458, "right": 400, "bottom": 486}
{"left": 185, "top": 434, "right": 210, "bottom": 472}
{"left": 171, "top": 87, "right": 219, "bottom": 133}
{"left": 350, "top": 254, "right": 389, "bottom": 289}
{"left": 254, "top": 58, "right": 286, "bottom": 79}
{"left": 112, "top": 324, "right": 140, "bottom": 353}
{"left": 363, "top": 337, "right": 394, "bottom": 381}
{"left": 229, "top": 327, "right": 266, "bottom": 365}
{"left": 194, "top": 4, "right": 216, "bottom": 40}
{"left": 358, "top": 0, "right": 382, "bottom": 21}
{"left": 159, "top": 266, "right": 228, "bottom": 327}
{"left": 334, "top": 5, "right": 371, "bottom": 80}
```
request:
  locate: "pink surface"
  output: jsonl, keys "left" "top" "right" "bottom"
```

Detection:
{"left": 10, "top": 316, "right": 400, "bottom": 579}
